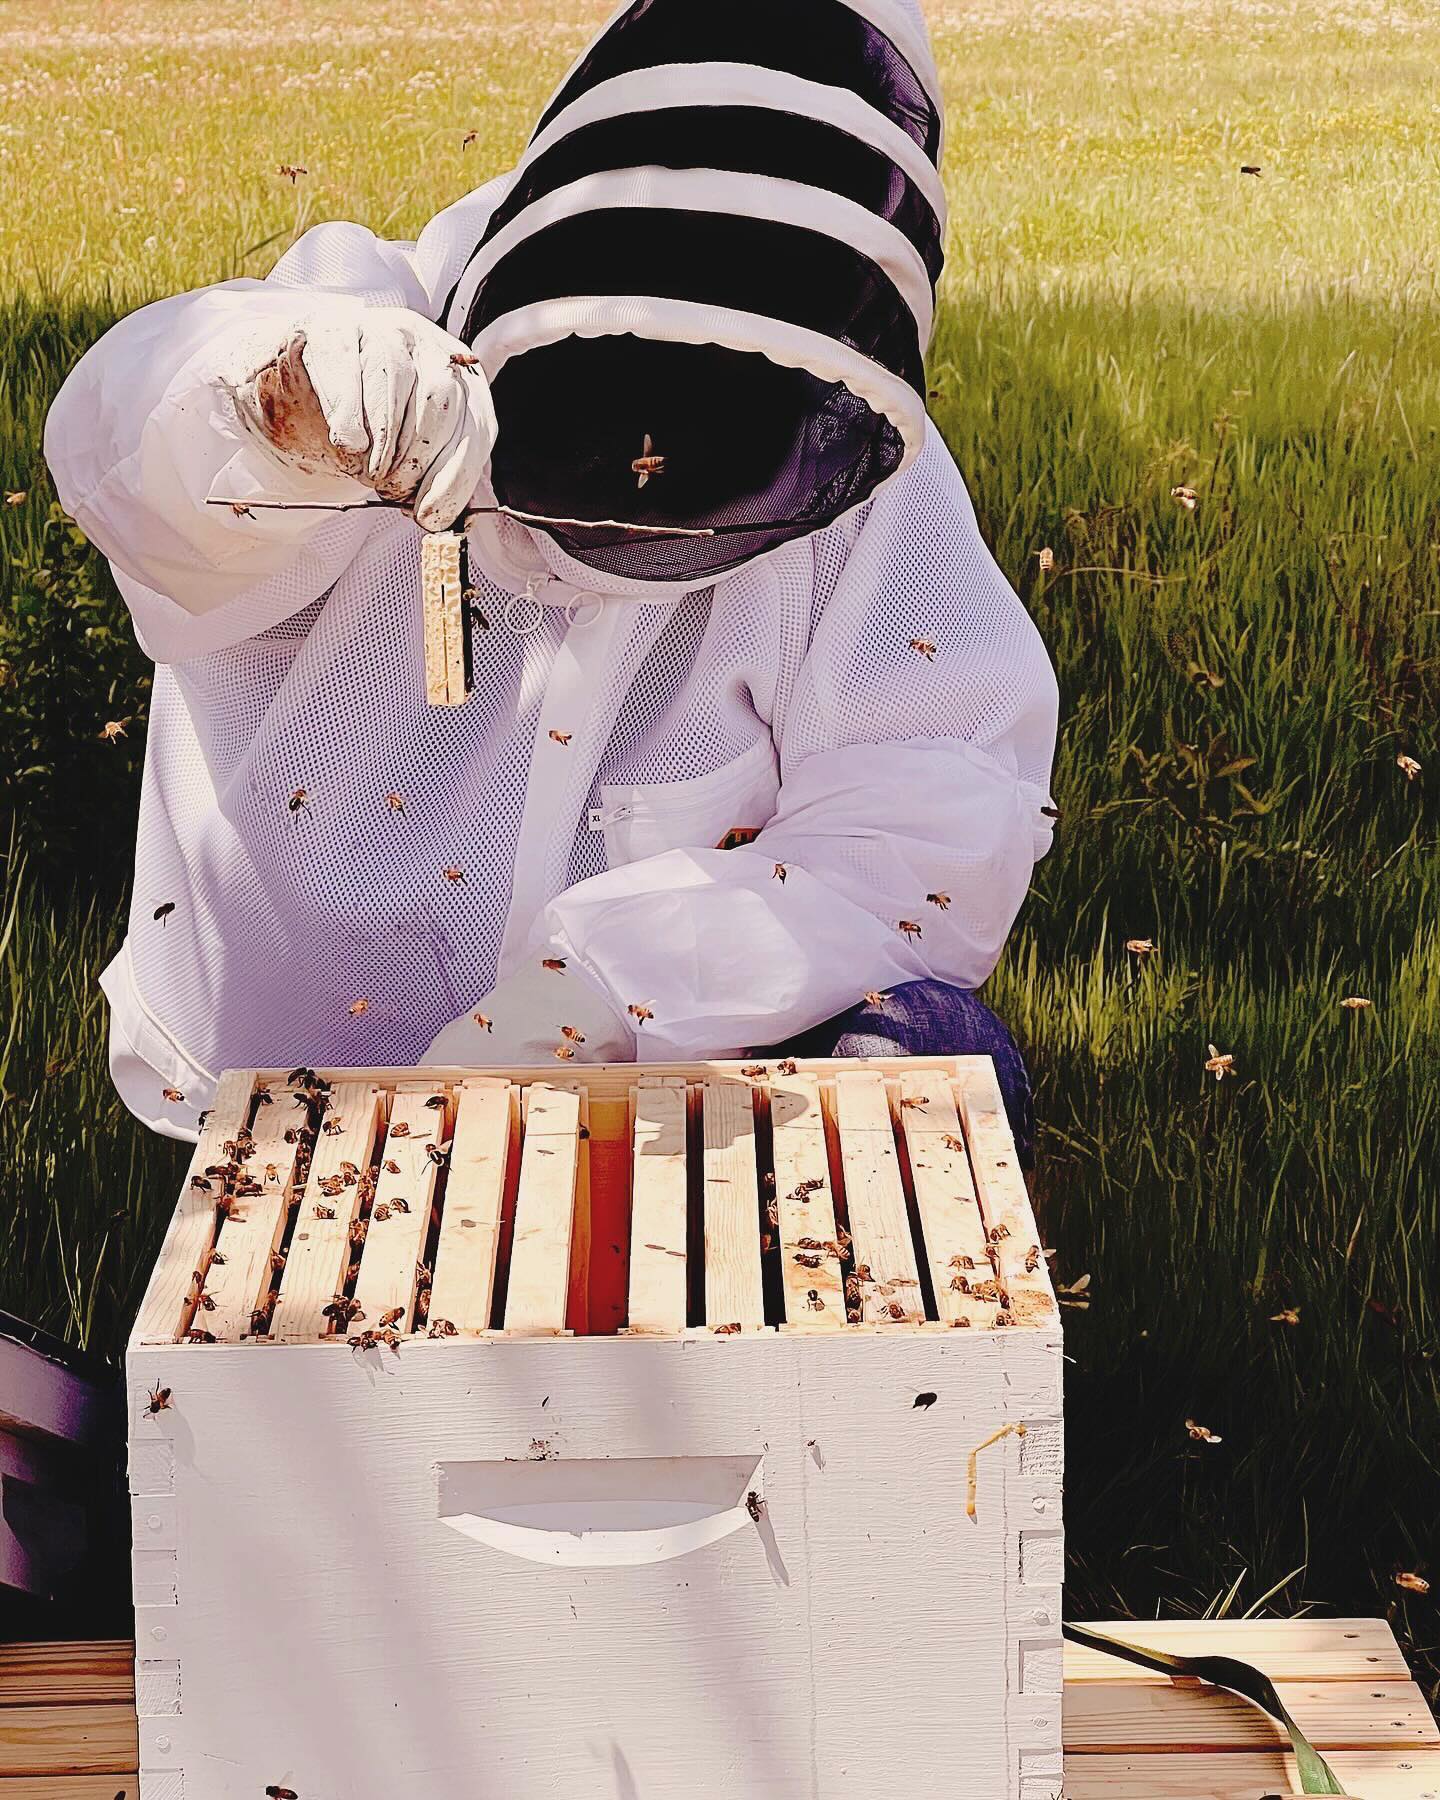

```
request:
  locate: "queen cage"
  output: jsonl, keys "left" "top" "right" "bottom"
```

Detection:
{"left": 446, "top": 0, "right": 947, "bottom": 584}
{"left": 127, "top": 1057, "right": 1064, "bottom": 1800}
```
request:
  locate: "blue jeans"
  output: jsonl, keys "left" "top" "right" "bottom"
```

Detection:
{"left": 761, "top": 980, "right": 1035, "bottom": 1168}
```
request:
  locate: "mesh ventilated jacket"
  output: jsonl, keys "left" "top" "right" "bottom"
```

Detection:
{"left": 44, "top": 26, "right": 1057, "bottom": 1142}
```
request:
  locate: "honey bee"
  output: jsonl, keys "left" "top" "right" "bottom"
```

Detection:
{"left": 348, "top": 1330, "right": 381, "bottom": 1352}
{"left": 628, "top": 1003, "right": 653, "bottom": 1025}
{"left": 423, "top": 1095, "right": 445, "bottom": 1111}
{"left": 415, "top": 1260, "right": 434, "bottom": 1288}
{"left": 898, "top": 920, "right": 923, "bottom": 940}
{"left": 313, "top": 1203, "right": 336, "bottom": 1220}
{"left": 321, "top": 1118, "right": 342, "bottom": 1136}
{"left": 287, "top": 1067, "right": 318, "bottom": 1089}
{"left": 269, "top": 1249, "right": 287, "bottom": 1273}
{"left": 384, "top": 1158, "right": 401, "bottom": 1174}
{"left": 548, "top": 730, "right": 572, "bottom": 746}
{"left": 378, "top": 1306, "right": 406, "bottom": 1329}
{"left": 1204, "top": 1043, "right": 1235, "bottom": 1081}
{"left": 153, "top": 901, "right": 176, "bottom": 925}
{"left": 288, "top": 788, "right": 310, "bottom": 814}
{"left": 942, "top": 1133, "right": 965, "bottom": 1153}
{"left": 909, "top": 638, "right": 937, "bottom": 660}
{"left": 161, "top": 1087, "right": 185, "bottom": 1104}
{"left": 472, "top": 1012, "right": 494, "bottom": 1032}
{"left": 949, "top": 1253, "right": 976, "bottom": 1271}
{"left": 318, "top": 1175, "right": 344, "bottom": 1198}
{"left": 209, "top": 1249, "right": 227, "bottom": 1266}
{"left": 196, "top": 1293, "right": 217, "bottom": 1312}
{"left": 987, "top": 1223, "right": 1011, "bottom": 1243}
{"left": 144, "top": 1384, "right": 172, "bottom": 1415}
{"left": 461, "top": 128, "right": 479, "bottom": 149}
{"left": 349, "top": 998, "right": 371, "bottom": 1017}
{"left": 554, "top": 1044, "right": 576, "bottom": 1060}
{"left": 386, "top": 792, "right": 407, "bottom": 813}
{"left": 805, "top": 1289, "right": 826, "bottom": 1311}
{"left": 391, "top": 1121, "right": 411, "bottom": 1138}
{"left": 900, "top": 1094, "right": 929, "bottom": 1110}
{"left": 99, "top": 718, "right": 130, "bottom": 742}
{"left": 249, "top": 1308, "right": 273, "bottom": 1336}
{"left": 189, "top": 1175, "right": 212, "bottom": 1192}
{"left": 776, "top": 1057, "right": 798, "bottom": 1075}
{"left": 349, "top": 1219, "right": 368, "bottom": 1246}
{"left": 880, "top": 1301, "right": 908, "bottom": 1322}
{"left": 741, "top": 1063, "right": 767, "bottom": 1078}
{"left": 950, "top": 1273, "right": 971, "bottom": 1294}
{"left": 745, "top": 1490, "right": 766, "bottom": 1521}
{"left": 631, "top": 433, "right": 666, "bottom": 489}
{"left": 793, "top": 1251, "right": 823, "bottom": 1269}
{"left": 1126, "top": 938, "right": 1157, "bottom": 956}
{"left": 713, "top": 1322, "right": 742, "bottom": 1335}
{"left": 541, "top": 957, "right": 567, "bottom": 973}
{"left": 276, "top": 164, "right": 307, "bottom": 183}
{"left": 450, "top": 350, "right": 481, "bottom": 367}
{"left": 186, "top": 1328, "right": 217, "bottom": 1344}
{"left": 845, "top": 1274, "right": 864, "bottom": 1305}
{"left": 426, "top": 1142, "right": 451, "bottom": 1167}
{"left": 1025, "top": 1244, "right": 1042, "bottom": 1273}
{"left": 442, "top": 866, "right": 466, "bottom": 883}
{"left": 389, "top": 1196, "right": 412, "bottom": 1214}
{"left": 560, "top": 1025, "right": 586, "bottom": 1043}
{"left": 230, "top": 503, "right": 255, "bottom": 518}
{"left": 863, "top": 990, "right": 889, "bottom": 1007}
{"left": 373, "top": 1203, "right": 392, "bottom": 1222}
{"left": 853, "top": 1262, "right": 873, "bottom": 1283}
{"left": 324, "top": 1295, "right": 363, "bottom": 1325}
{"left": 772, "top": 862, "right": 787, "bottom": 883}
{"left": 926, "top": 892, "right": 951, "bottom": 910}
{"left": 428, "top": 1318, "right": 459, "bottom": 1338}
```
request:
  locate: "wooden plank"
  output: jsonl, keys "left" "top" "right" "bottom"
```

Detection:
{"left": 770, "top": 1072, "right": 843, "bottom": 1328}
{"left": 0, "top": 1704, "right": 137, "bottom": 1776}
{"left": 626, "top": 1079, "right": 689, "bottom": 1333}
{"left": 1063, "top": 1749, "right": 1437, "bottom": 1799}
{"left": 832, "top": 1069, "right": 924, "bottom": 1324}
{"left": 701, "top": 1076, "right": 765, "bottom": 1329}
{"left": 131, "top": 1067, "right": 255, "bottom": 1344}
{"left": 1064, "top": 1679, "right": 1439, "bottom": 1751}
{"left": 565, "top": 1088, "right": 592, "bottom": 1334}
{"left": 0, "top": 1642, "right": 133, "bottom": 1708}
{"left": 269, "top": 1054, "right": 986, "bottom": 1105}
{"left": 0, "top": 1778, "right": 141, "bottom": 1799}
{"left": 954, "top": 1059, "right": 1059, "bottom": 1323}
{"left": 195, "top": 1087, "right": 301, "bottom": 1341}
{"left": 426, "top": 1078, "right": 512, "bottom": 1333}
{"left": 893, "top": 1068, "right": 996, "bottom": 1328}
{"left": 421, "top": 528, "right": 468, "bottom": 706}
{"left": 503, "top": 1083, "right": 582, "bottom": 1333}
{"left": 351, "top": 1084, "right": 448, "bottom": 1334}
{"left": 1065, "top": 1618, "right": 1409, "bottom": 1683}
{"left": 269, "top": 1081, "right": 384, "bottom": 1340}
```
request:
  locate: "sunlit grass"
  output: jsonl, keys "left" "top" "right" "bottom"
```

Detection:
{"left": 1, "top": 0, "right": 1436, "bottom": 1685}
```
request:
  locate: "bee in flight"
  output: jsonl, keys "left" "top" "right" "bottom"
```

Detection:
{"left": 631, "top": 433, "right": 666, "bottom": 490}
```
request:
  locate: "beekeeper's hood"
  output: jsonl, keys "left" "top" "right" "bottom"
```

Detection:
{"left": 446, "top": 0, "right": 946, "bottom": 588}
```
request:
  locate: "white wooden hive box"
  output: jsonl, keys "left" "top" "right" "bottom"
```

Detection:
{"left": 127, "top": 1056, "right": 1064, "bottom": 1800}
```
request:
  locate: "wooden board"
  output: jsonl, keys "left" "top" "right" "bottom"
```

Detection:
{"left": 832, "top": 1069, "right": 924, "bottom": 1324}
{"left": 770, "top": 1071, "right": 844, "bottom": 1328}
{"left": 503, "top": 1083, "right": 582, "bottom": 1333}
{"left": 131, "top": 1067, "right": 255, "bottom": 1344}
{"left": 955, "top": 1059, "right": 1058, "bottom": 1317}
{"left": 269, "top": 1081, "right": 383, "bottom": 1339}
{"left": 700, "top": 1076, "right": 765, "bottom": 1329}
{"left": 626, "top": 1078, "right": 689, "bottom": 1333}
{"left": 350, "top": 1083, "right": 449, "bottom": 1333}
{"left": 4, "top": 1622, "right": 1435, "bottom": 1796}
{"left": 194, "top": 1089, "right": 300, "bottom": 1340}
{"left": 1063, "top": 1678, "right": 1438, "bottom": 1750}
{"left": 893, "top": 1066, "right": 996, "bottom": 1327}
{"left": 1064, "top": 1618, "right": 1410, "bottom": 1683}
{"left": 427, "top": 1078, "right": 513, "bottom": 1333}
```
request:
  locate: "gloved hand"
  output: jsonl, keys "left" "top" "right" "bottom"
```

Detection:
{"left": 214, "top": 301, "right": 496, "bottom": 532}
{"left": 423, "top": 952, "right": 638, "bottom": 1070}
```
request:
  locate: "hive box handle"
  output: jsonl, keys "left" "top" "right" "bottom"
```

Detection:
{"left": 437, "top": 1454, "right": 762, "bottom": 1568}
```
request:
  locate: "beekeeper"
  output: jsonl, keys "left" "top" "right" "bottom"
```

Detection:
{"left": 45, "top": 0, "right": 1057, "bottom": 1153}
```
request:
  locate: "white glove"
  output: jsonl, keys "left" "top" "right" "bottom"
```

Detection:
{"left": 423, "top": 954, "right": 638, "bottom": 1070}
{"left": 215, "top": 301, "right": 496, "bottom": 532}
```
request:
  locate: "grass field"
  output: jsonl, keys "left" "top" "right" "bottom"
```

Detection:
{"left": 2, "top": 0, "right": 1438, "bottom": 1681}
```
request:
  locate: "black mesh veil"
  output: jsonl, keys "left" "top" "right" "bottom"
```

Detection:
{"left": 451, "top": 0, "right": 944, "bottom": 583}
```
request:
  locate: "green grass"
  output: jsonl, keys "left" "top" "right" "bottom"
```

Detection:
{"left": 2, "top": 0, "right": 1437, "bottom": 1686}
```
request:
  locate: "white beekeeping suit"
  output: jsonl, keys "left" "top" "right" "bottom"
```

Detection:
{"left": 44, "top": 0, "right": 1058, "bottom": 1141}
